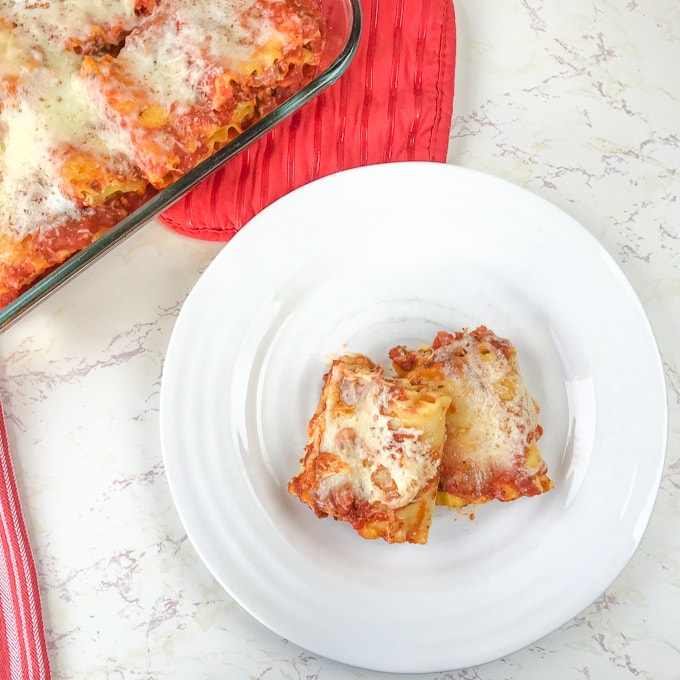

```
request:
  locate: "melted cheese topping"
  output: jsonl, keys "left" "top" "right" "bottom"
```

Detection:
{"left": 0, "top": 29, "right": 128, "bottom": 237}
{"left": 0, "top": 2, "right": 138, "bottom": 237}
{"left": 118, "top": 0, "right": 286, "bottom": 111}
{"left": 317, "top": 365, "right": 437, "bottom": 510}
{"left": 2, "top": 0, "right": 140, "bottom": 51}
{"left": 434, "top": 333, "right": 540, "bottom": 472}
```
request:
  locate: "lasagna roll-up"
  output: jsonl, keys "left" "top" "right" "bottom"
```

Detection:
{"left": 390, "top": 327, "right": 554, "bottom": 508}
{"left": 289, "top": 354, "right": 451, "bottom": 544}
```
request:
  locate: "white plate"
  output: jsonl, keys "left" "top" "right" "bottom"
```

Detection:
{"left": 159, "top": 162, "right": 667, "bottom": 673}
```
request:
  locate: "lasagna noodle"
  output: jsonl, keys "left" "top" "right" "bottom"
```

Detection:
{"left": 288, "top": 355, "right": 451, "bottom": 544}
{"left": 390, "top": 327, "right": 554, "bottom": 507}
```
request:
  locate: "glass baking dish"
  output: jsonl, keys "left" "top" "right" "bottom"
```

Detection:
{"left": 0, "top": 0, "right": 362, "bottom": 332}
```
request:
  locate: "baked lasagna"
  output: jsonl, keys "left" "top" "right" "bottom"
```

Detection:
{"left": 288, "top": 355, "right": 452, "bottom": 544}
{"left": 291, "top": 327, "right": 554, "bottom": 544}
{"left": 0, "top": 0, "right": 324, "bottom": 307}
{"left": 390, "top": 327, "right": 554, "bottom": 508}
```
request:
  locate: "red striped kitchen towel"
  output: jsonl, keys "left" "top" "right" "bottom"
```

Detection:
{"left": 159, "top": 0, "right": 457, "bottom": 239}
{"left": 0, "top": 404, "right": 50, "bottom": 680}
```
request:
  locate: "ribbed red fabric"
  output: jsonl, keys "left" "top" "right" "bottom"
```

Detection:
{"left": 159, "top": 0, "right": 456, "bottom": 240}
{"left": 0, "top": 404, "right": 50, "bottom": 680}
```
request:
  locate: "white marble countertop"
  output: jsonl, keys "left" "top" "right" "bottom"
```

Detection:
{"left": 1, "top": 0, "right": 679, "bottom": 678}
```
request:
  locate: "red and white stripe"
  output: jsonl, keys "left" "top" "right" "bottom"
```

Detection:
{"left": 0, "top": 403, "right": 50, "bottom": 680}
